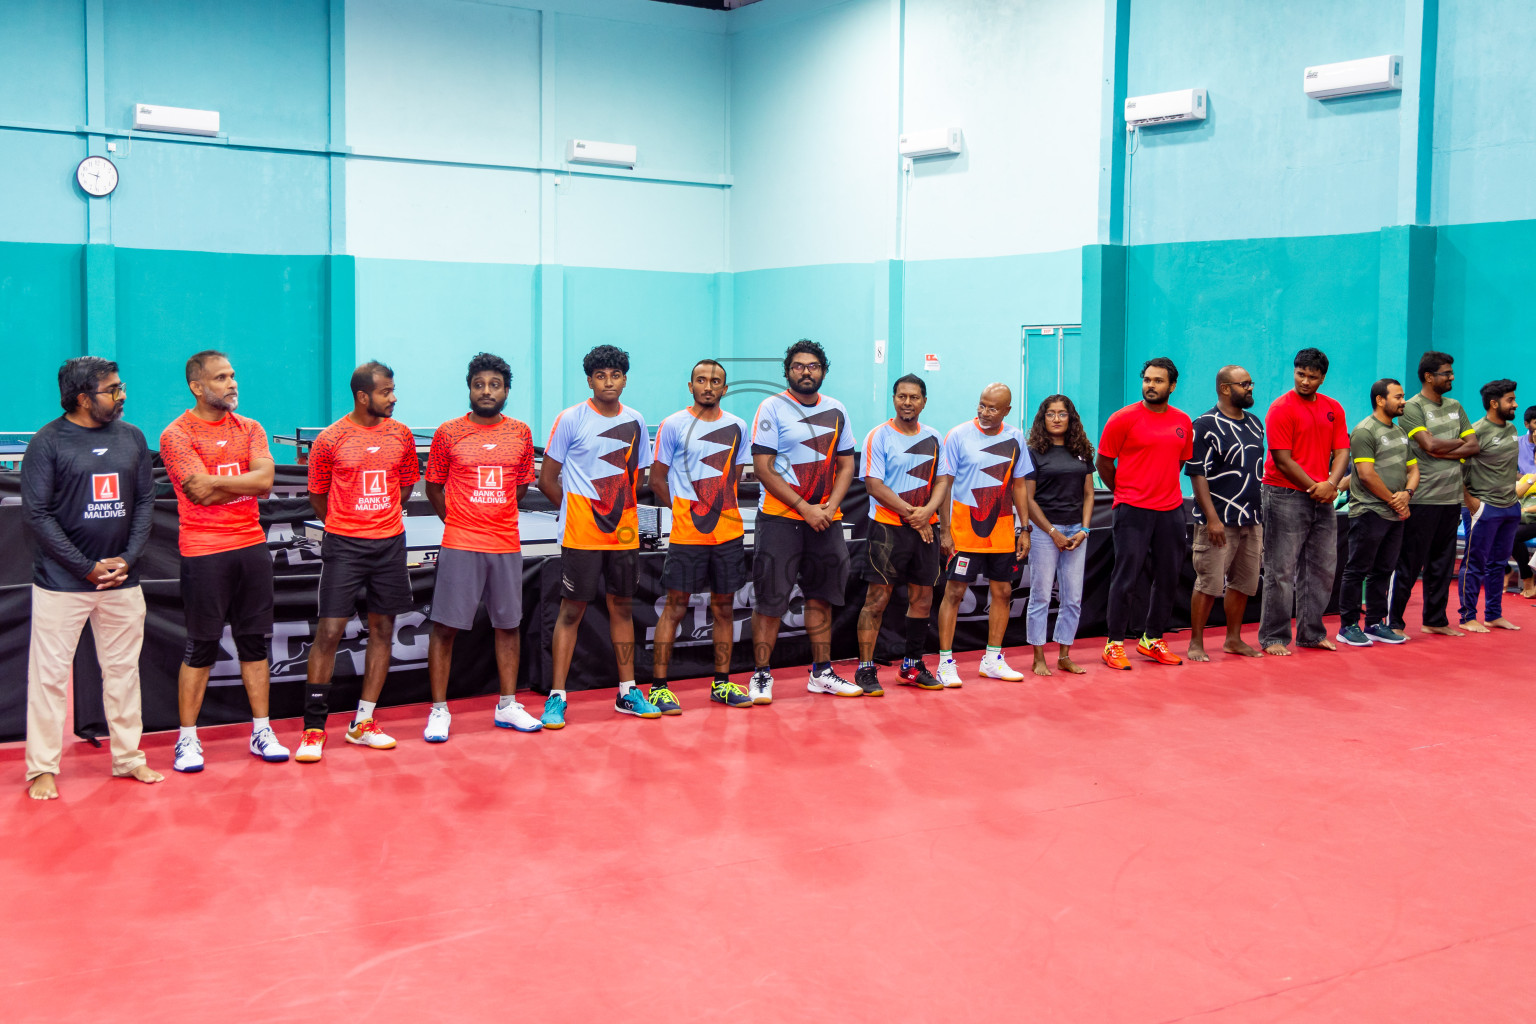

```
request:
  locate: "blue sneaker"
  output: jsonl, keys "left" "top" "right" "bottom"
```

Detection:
{"left": 615, "top": 688, "right": 662, "bottom": 719}
{"left": 1335, "top": 624, "right": 1373, "bottom": 647}
{"left": 540, "top": 693, "right": 567, "bottom": 730}
{"left": 1365, "top": 623, "right": 1408, "bottom": 645}
{"left": 648, "top": 685, "right": 682, "bottom": 715}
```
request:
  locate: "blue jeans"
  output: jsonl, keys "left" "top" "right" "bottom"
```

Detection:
{"left": 1026, "top": 524, "right": 1086, "bottom": 646}
{"left": 1459, "top": 501, "right": 1520, "bottom": 623}
{"left": 1258, "top": 485, "right": 1337, "bottom": 648}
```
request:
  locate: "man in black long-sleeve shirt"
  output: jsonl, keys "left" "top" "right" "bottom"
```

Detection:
{"left": 20, "top": 357, "right": 162, "bottom": 800}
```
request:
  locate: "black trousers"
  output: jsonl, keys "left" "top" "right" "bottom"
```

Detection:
{"left": 1106, "top": 505, "right": 1184, "bottom": 643}
{"left": 1514, "top": 522, "right": 1536, "bottom": 581}
{"left": 1339, "top": 512, "right": 1405, "bottom": 629}
{"left": 1388, "top": 504, "right": 1461, "bottom": 629}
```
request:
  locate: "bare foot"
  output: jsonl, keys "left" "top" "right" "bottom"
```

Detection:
{"left": 1489, "top": 618, "right": 1522, "bottom": 630}
{"left": 1521, "top": 587, "right": 1536, "bottom": 599}
{"left": 27, "top": 774, "right": 58, "bottom": 801}
{"left": 1301, "top": 638, "right": 1338, "bottom": 651}
{"left": 1186, "top": 642, "right": 1210, "bottom": 663}
{"left": 1224, "top": 638, "right": 1264, "bottom": 658}
{"left": 1460, "top": 620, "right": 1491, "bottom": 634}
{"left": 1263, "top": 643, "right": 1291, "bottom": 657}
{"left": 1391, "top": 627, "right": 1408, "bottom": 638}
{"left": 1422, "top": 625, "right": 1464, "bottom": 636}
{"left": 122, "top": 764, "right": 164, "bottom": 785}
{"left": 1057, "top": 656, "right": 1086, "bottom": 675}
{"left": 1031, "top": 649, "right": 1052, "bottom": 677}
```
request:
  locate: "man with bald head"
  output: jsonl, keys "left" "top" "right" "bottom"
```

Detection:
{"left": 1184, "top": 365, "right": 1265, "bottom": 660}
{"left": 1096, "top": 358, "right": 1194, "bottom": 670}
{"left": 934, "top": 383, "right": 1032, "bottom": 686}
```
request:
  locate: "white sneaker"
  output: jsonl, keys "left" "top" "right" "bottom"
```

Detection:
{"left": 494, "top": 700, "right": 544, "bottom": 732}
{"left": 978, "top": 653, "right": 1025, "bottom": 681}
{"left": 345, "top": 718, "right": 397, "bottom": 749}
{"left": 750, "top": 670, "right": 775, "bottom": 705}
{"left": 423, "top": 706, "right": 451, "bottom": 743}
{"left": 807, "top": 665, "right": 863, "bottom": 697}
{"left": 249, "top": 727, "right": 290, "bottom": 762}
{"left": 937, "top": 659, "right": 963, "bottom": 688}
{"left": 173, "top": 736, "right": 204, "bottom": 773}
{"left": 295, "top": 728, "right": 326, "bottom": 763}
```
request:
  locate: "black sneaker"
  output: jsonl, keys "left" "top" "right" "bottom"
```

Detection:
{"left": 854, "top": 665, "right": 885, "bottom": 697}
{"left": 898, "top": 661, "right": 945, "bottom": 690}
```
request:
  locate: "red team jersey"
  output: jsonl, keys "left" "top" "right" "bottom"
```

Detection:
{"left": 1261, "top": 390, "right": 1349, "bottom": 489}
{"left": 1098, "top": 403, "right": 1194, "bottom": 510}
{"left": 159, "top": 410, "right": 273, "bottom": 557}
{"left": 424, "top": 414, "right": 536, "bottom": 553}
{"left": 306, "top": 416, "right": 420, "bottom": 539}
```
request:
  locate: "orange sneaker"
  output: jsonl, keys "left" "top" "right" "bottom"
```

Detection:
{"left": 1136, "top": 635, "right": 1183, "bottom": 666}
{"left": 295, "top": 728, "right": 326, "bottom": 763}
{"left": 1102, "top": 641, "right": 1132, "bottom": 671}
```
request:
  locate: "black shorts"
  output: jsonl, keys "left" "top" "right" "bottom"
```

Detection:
{"left": 180, "top": 542, "right": 275, "bottom": 640}
{"left": 947, "top": 549, "right": 1019, "bottom": 584}
{"left": 559, "top": 546, "right": 638, "bottom": 602}
{"left": 661, "top": 537, "right": 747, "bottom": 595}
{"left": 318, "top": 532, "right": 414, "bottom": 618}
{"left": 751, "top": 513, "right": 850, "bottom": 618}
{"left": 861, "top": 521, "right": 942, "bottom": 587}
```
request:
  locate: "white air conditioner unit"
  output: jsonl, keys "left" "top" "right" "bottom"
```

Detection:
{"left": 1124, "top": 88, "right": 1206, "bottom": 127}
{"left": 133, "top": 103, "right": 220, "bottom": 136}
{"left": 898, "top": 127, "right": 963, "bottom": 159}
{"left": 1303, "top": 54, "right": 1403, "bottom": 99}
{"left": 566, "top": 139, "right": 637, "bottom": 169}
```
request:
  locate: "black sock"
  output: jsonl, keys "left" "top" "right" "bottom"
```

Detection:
{"left": 812, "top": 661, "right": 831, "bottom": 674}
{"left": 714, "top": 673, "right": 730, "bottom": 684}
{"left": 302, "top": 686, "right": 330, "bottom": 731}
{"left": 904, "top": 615, "right": 928, "bottom": 662}
{"left": 653, "top": 676, "right": 668, "bottom": 687}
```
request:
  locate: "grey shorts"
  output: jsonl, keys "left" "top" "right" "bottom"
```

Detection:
{"left": 1192, "top": 522, "right": 1263, "bottom": 598}
{"left": 429, "top": 548, "right": 524, "bottom": 630}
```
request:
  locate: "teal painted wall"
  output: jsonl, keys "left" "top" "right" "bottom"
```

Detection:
{"left": 1432, "top": 219, "right": 1536, "bottom": 401}
{"left": 1124, "top": 232, "right": 1384, "bottom": 426}
{"left": 0, "top": 242, "right": 85, "bottom": 431}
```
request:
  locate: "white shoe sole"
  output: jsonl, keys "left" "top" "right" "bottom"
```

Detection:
{"left": 807, "top": 682, "right": 863, "bottom": 697}
{"left": 495, "top": 717, "right": 544, "bottom": 732}
{"left": 1334, "top": 633, "right": 1373, "bottom": 648}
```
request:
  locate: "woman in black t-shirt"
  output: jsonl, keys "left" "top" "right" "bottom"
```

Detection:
{"left": 1023, "top": 395, "right": 1096, "bottom": 676}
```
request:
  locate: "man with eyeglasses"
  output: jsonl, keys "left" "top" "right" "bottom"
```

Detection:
{"left": 1389, "top": 352, "right": 1479, "bottom": 638}
{"left": 748, "top": 340, "right": 860, "bottom": 701}
{"left": 1184, "top": 365, "right": 1265, "bottom": 661}
{"left": 21, "top": 358, "right": 162, "bottom": 800}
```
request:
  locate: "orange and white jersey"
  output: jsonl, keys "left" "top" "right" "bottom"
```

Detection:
{"left": 861, "top": 420, "right": 941, "bottom": 525}
{"left": 545, "top": 400, "right": 652, "bottom": 550}
{"left": 750, "top": 391, "right": 855, "bottom": 520}
{"left": 938, "top": 419, "right": 1031, "bottom": 553}
{"left": 653, "top": 408, "right": 751, "bottom": 546}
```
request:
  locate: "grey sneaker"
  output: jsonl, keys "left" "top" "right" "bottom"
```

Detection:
{"left": 1335, "top": 624, "right": 1373, "bottom": 647}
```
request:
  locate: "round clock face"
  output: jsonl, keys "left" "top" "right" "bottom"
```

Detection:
{"left": 76, "top": 156, "right": 119, "bottom": 197}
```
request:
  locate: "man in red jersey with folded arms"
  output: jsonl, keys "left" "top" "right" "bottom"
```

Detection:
{"left": 296, "top": 361, "right": 421, "bottom": 762}
{"left": 421, "top": 352, "right": 540, "bottom": 742}
{"left": 160, "top": 351, "right": 287, "bottom": 772}
{"left": 1096, "top": 357, "right": 1194, "bottom": 670}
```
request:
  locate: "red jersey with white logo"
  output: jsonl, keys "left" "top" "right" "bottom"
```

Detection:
{"left": 425, "top": 414, "right": 536, "bottom": 553}
{"left": 159, "top": 410, "right": 273, "bottom": 557}
{"left": 306, "top": 416, "right": 420, "bottom": 539}
{"left": 1098, "top": 402, "right": 1194, "bottom": 510}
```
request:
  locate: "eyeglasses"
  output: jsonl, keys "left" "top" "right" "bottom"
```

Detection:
{"left": 92, "top": 383, "right": 126, "bottom": 397}
{"left": 789, "top": 362, "right": 824, "bottom": 374}
{"left": 1227, "top": 380, "right": 1255, "bottom": 389}
{"left": 1429, "top": 370, "right": 1454, "bottom": 378}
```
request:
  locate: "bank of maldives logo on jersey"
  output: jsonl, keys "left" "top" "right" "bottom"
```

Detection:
{"left": 477, "top": 465, "right": 504, "bottom": 490}
{"left": 91, "top": 473, "right": 119, "bottom": 501}
{"left": 216, "top": 462, "right": 241, "bottom": 476}
{"left": 362, "top": 469, "right": 387, "bottom": 497}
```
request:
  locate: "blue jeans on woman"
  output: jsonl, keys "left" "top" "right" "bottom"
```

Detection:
{"left": 1027, "top": 524, "right": 1086, "bottom": 646}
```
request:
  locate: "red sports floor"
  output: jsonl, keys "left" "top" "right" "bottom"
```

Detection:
{"left": 4, "top": 599, "right": 1535, "bottom": 1023}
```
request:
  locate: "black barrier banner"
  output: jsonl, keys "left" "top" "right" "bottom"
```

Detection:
{"left": 1, "top": 464, "right": 1354, "bottom": 743}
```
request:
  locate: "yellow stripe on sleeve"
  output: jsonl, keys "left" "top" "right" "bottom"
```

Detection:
{"left": 1352, "top": 457, "right": 1376, "bottom": 464}
{"left": 1406, "top": 426, "right": 1426, "bottom": 437}
{"left": 1460, "top": 428, "right": 1476, "bottom": 437}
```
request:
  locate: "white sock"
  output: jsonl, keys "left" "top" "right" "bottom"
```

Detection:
{"left": 939, "top": 650, "right": 953, "bottom": 662}
{"left": 619, "top": 680, "right": 636, "bottom": 695}
{"left": 355, "top": 700, "right": 376, "bottom": 724}
{"left": 251, "top": 717, "right": 269, "bottom": 733}
{"left": 179, "top": 726, "right": 197, "bottom": 742}
{"left": 432, "top": 701, "right": 448, "bottom": 711}
{"left": 497, "top": 695, "right": 515, "bottom": 709}
{"left": 550, "top": 689, "right": 566, "bottom": 699}
{"left": 986, "top": 646, "right": 1002, "bottom": 658}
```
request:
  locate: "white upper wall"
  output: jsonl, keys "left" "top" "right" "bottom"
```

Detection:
{"left": 901, "top": 0, "right": 1104, "bottom": 261}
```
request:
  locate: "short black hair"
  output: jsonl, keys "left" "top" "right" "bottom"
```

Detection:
{"left": 466, "top": 352, "right": 511, "bottom": 388}
{"left": 1523, "top": 405, "right": 1536, "bottom": 426}
{"left": 583, "top": 345, "right": 629, "bottom": 377}
{"left": 893, "top": 373, "right": 926, "bottom": 398}
{"left": 1417, "top": 351, "right": 1453, "bottom": 383}
{"left": 58, "top": 357, "right": 118, "bottom": 413}
{"left": 691, "top": 358, "right": 726, "bottom": 383}
{"left": 1370, "top": 378, "right": 1400, "bottom": 408}
{"left": 351, "top": 360, "right": 394, "bottom": 399}
{"left": 185, "top": 350, "right": 228, "bottom": 383}
{"left": 1141, "top": 356, "right": 1178, "bottom": 385}
{"left": 1294, "top": 347, "right": 1329, "bottom": 374}
{"left": 783, "top": 339, "right": 829, "bottom": 378}
{"left": 1480, "top": 378, "right": 1517, "bottom": 411}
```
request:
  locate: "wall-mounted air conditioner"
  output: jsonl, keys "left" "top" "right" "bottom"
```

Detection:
{"left": 1124, "top": 88, "right": 1206, "bottom": 127}
{"left": 566, "top": 139, "right": 637, "bottom": 169}
{"left": 133, "top": 103, "right": 220, "bottom": 136}
{"left": 1303, "top": 55, "right": 1402, "bottom": 99}
{"left": 898, "top": 128, "right": 963, "bottom": 159}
